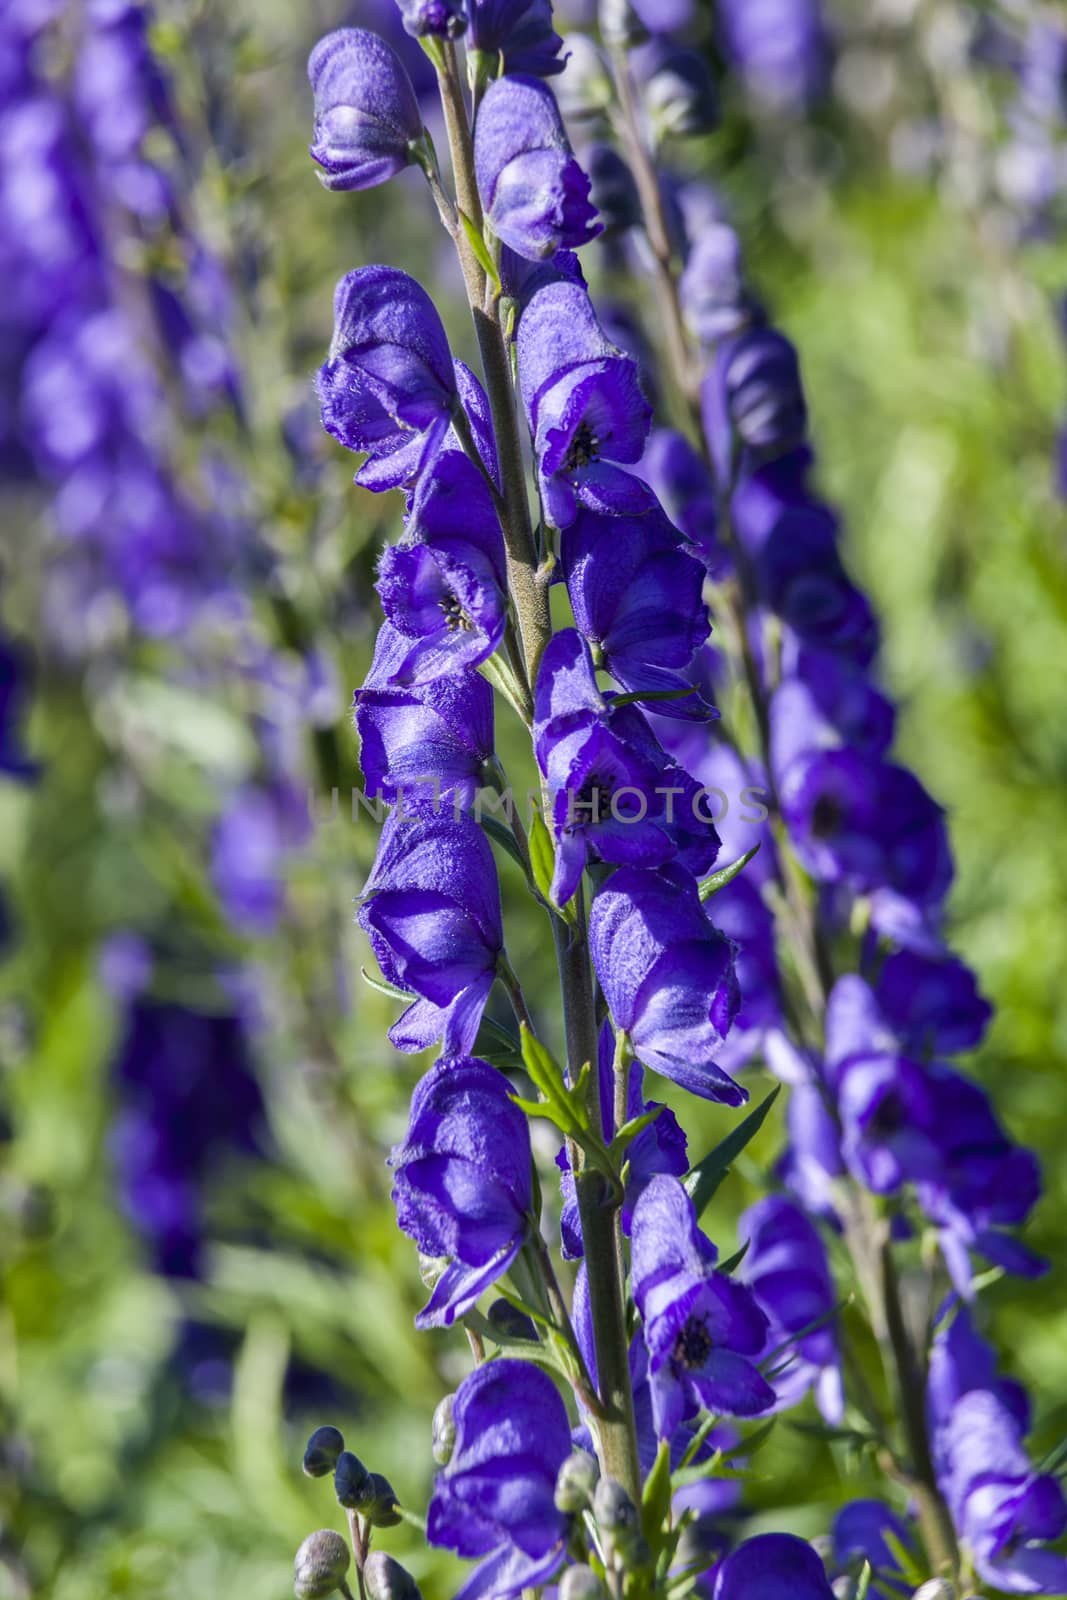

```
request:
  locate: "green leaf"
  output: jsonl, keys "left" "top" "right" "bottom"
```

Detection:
{"left": 881, "top": 1530, "right": 925, "bottom": 1588}
{"left": 528, "top": 807, "right": 557, "bottom": 906}
{"left": 458, "top": 209, "right": 501, "bottom": 291}
{"left": 479, "top": 814, "right": 527, "bottom": 873}
{"left": 359, "top": 966, "right": 411, "bottom": 1003}
{"left": 716, "top": 1238, "right": 751, "bottom": 1276}
{"left": 855, "top": 1561, "right": 873, "bottom": 1600}
{"left": 641, "top": 1439, "right": 672, "bottom": 1547}
{"left": 698, "top": 844, "right": 761, "bottom": 901}
{"left": 608, "top": 1104, "right": 664, "bottom": 1167}
{"left": 473, "top": 1014, "right": 523, "bottom": 1066}
{"left": 609, "top": 686, "right": 698, "bottom": 707}
{"left": 787, "top": 1420, "right": 877, "bottom": 1447}
{"left": 684, "top": 1086, "right": 781, "bottom": 1216}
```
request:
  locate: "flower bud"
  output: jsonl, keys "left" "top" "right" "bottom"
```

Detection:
{"left": 554, "top": 1449, "right": 600, "bottom": 1513}
{"left": 393, "top": 0, "right": 466, "bottom": 38}
{"left": 364, "top": 1551, "right": 423, "bottom": 1600}
{"left": 431, "top": 1394, "right": 456, "bottom": 1465}
{"left": 560, "top": 1565, "right": 607, "bottom": 1600}
{"left": 592, "top": 1477, "right": 645, "bottom": 1566}
{"left": 598, "top": 0, "right": 647, "bottom": 49}
{"left": 333, "top": 1450, "right": 372, "bottom": 1508}
{"left": 912, "top": 1585, "right": 956, "bottom": 1600}
{"left": 294, "top": 1530, "right": 351, "bottom": 1599}
{"left": 303, "top": 1425, "right": 345, "bottom": 1478}
{"left": 308, "top": 28, "right": 423, "bottom": 193}
{"left": 486, "top": 1298, "right": 538, "bottom": 1341}
{"left": 638, "top": 41, "right": 718, "bottom": 141}
{"left": 364, "top": 1471, "right": 403, "bottom": 1527}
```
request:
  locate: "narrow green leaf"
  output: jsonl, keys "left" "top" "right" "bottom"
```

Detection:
{"left": 716, "top": 1238, "right": 751, "bottom": 1276}
{"left": 458, "top": 209, "right": 501, "bottom": 290}
{"left": 881, "top": 1530, "right": 924, "bottom": 1587}
{"left": 473, "top": 1013, "right": 523, "bottom": 1065}
{"left": 684, "top": 1086, "right": 781, "bottom": 1216}
{"left": 479, "top": 814, "right": 526, "bottom": 872}
{"left": 359, "top": 966, "right": 411, "bottom": 1002}
{"left": 641, "top": 1439, "right": 672, "bottom": 1547}
{"left": 608, "top": 1104, "right": 664, "bottom": 1166}
{"left": 610, "top": 686, "right": 698, "bottom": 708}
{"left": 528, "top": 807, "right": 557, "bottom": 905}
{"left": 698, "top": 843, "right": 761, "bottom": 901}
{"left": 855, "top": 1561, "right": 873, "bottom": 1600}
{"left": 520, "top": 1025, "right": 567, "bottom": 1103}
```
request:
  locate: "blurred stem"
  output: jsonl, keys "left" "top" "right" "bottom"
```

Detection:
{"left": 433, "top": 39, "right": 642, "bottom": 1500}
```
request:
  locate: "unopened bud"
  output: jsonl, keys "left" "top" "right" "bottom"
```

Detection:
{"left": 912, "top": 1584, "right": 956, "bottom": 1600}
{"left": 560, "top": 1565, "right": 607, "bottom": 1600}
{"left": 641, "top": 42, "right": 717, "bottom": 141}
{"left": 294, "top": 1529, "right": 351, "bottom": 1598}
{"left": 598, "top": 0, "right": 647, "bottom": 50}
{"left": 554, "top": 1449, "right": 600, "bottom": 1513}
{"left": 431, "top": 1395, "right": 456, "bottom": 1466}
{"left": 334, "top": 1450, "right": 372, "bottom": 1509}
{"left": 363, "top": 1551, "right": 423, "bottom": 1600}
{"left": 364, "top": 1471, "right": 403, "bottom": 1527}
{"left": 487, "top": 1299, "right": 537, "bottom": 1342}
{"left": 593, "top": 1477, "right": 646, "bottom": 1566}
{"left": 303, "top": 1426, "right": 345, "bottom": 1478}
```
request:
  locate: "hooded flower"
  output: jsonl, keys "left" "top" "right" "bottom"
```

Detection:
{"left": 474, "top": 76, "right": 599, "bottom": 262}
{"left": 358, "top": 808, "right": 503, "bottom": 1055}
{"left": 375, "top": 452, "right": 508, "bottom": 683}
{"left": 679, "top": 221, "right": 759, "bottom": 346}
{"left": 561, "top": 501, "right": 713, "bottom": 717}
{"left": 355, "top": 620, "right": 495, "bottom": 806}
{"left": 702, "top": 326, "right": 807, "bottom": 488}
{"left": 393, "top": 0, "right": 467, "bottom": 37}
{"left": 737, "top": 1195, "right": 843, "bottom": 1422}
{"left": 928, "top": 1305, "right": 1067, "bottom": 1595}
{"left": 557, "top": 1021, "right": 687, "bottom": 1258}
{"left": 590, "top": 865, "right": 743, "bottom": 1104}
{"left": 308, "top": 28, "right": 423, "bottom": 191}
{"left": 427, "top": 1360, "right": 572, "bottom": 1600}
{"left": 718, "top": 0, "right": 827, "bottom": 112}
{"left": 631, "top": 1176, "right": 775, "bottom": 1439}
{"left": 875, "top": 948, "right": 992, "bottom": 1057}
{"left": 468, "top": 0, "right": 565, "bottom": 77}
{"left": 390, "top": 1057, "right": 532, "bottom": 1327}
{"left": 638, "top": 427, "right": 729, "bottom": 577}
{"left": 713, "top": 1533, "right": 834, "bottom": 1600}
{"left": 316, "top": 265, "right": 457, "bottom": 493}
{"left": 517, "top": 278, "right": 653, "bottom": 527}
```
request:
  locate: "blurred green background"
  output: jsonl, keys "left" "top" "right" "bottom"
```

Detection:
{"left": 1, "top": 1, "right": 1066, "bottom": 1595}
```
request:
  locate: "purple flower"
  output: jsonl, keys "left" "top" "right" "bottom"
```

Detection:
{"left": 393, "top": 0, "right": 467, "bottom": 37}
{"left": 358, "top": 809, "right": 503, "bottom": 1055}
{"left": 561, "top": 501, "right": 714, "bottom": 717}
{"left": 212, "top": 783, "right": 310, "bottom": 937}
{"left": 533, "top": 629, "right": 703, "bottom": 905}
{"left": 702, "top": 327, "right": 807, "bottom": 487}
{"left": 316, "top": 265, "right": 458, "bottom": 493}
{"left": 474, "top": 76, "right": 599, "bottom": 262}
{"left": 375, "top": 453, "right": 507, "bottom": 684}
{"left": 590, "top": 865, "right": 743, "bottom": 1104}
{"left": 557, "top": 1021, "right": 687, "bottom": 1257}
{"left": 0, "top": 633, "right": 36, "bottom": 779}
{"left": 928, "top": 1305, "right": 1067, "bottom": 1594}
{"left": 712, "top": 1533, "right": 834, "bottom": 1600}
{"left": 632, "top": 37, "right": 718, "bottom": 142}
{"left": 308, "top": 28, "right": 422, "bottom": 191}
{"left": 638, "top": 428, "right": 729, "bottom": 577}
{"left": 468, "top": 0, "right": 565, "bottom": 77}
{"left": 718, "top": 0, "right": 827, "bottom": 112}
{"left": 631, "top": 1176, "right": 775, "bottom": 1438}
{"left": 737, "top": 1195, "right": 843, "bottom": 1422}
{"left": 778, "top": 1080, "right": 845, "bottom": 1221}
{"left": 710, "top": 878, "right": 798, "bottom": 1081}
{"left": 679, "top": 222, "right": 758, "bottom": 345}
{"left": 517, "top": 278, "right": 653, "bottom": 527}
{"left": 831, "top": 1501, "right": 914, "bottom": 1599}
{"left": 389, "top": 1057, "right": 532, "bottom": 1326}
{"left": 427, "top": 1360, "right": 571, "bottom": 1600}
{"left": 354, "top": 620, "right": 495, "bottom": 805}
{"left": 584, "top": 144, "right": 640, "bottom": 235}
{"left": 875, "top": 948, "right": 992, "bottom": 1057}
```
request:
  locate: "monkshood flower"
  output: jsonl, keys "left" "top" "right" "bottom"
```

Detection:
{"left": 561, "top": 502, "right": 714, "bottom": 717}
{"left": 316, "top": 265, "right": 457, "bottom": 492}
{"left": 778, "top": 1080, "right": 845, "bottom": 1222}
{"left": 308, "top": 29, "right": 423, "bottom": 191}
{"left": 389, "top": 1058, "right": 532, "bottom": 1326}
{"left": 516, "top": 277, "right": 652, "bottom": 526}
{"left": 212, "top": 782, "right": 311, "bottom": 937}
{"left": 717, "top": 0, "right": 827, "bottom": 113}
{"left": 590, "top": 865, "right": 743, "bottom": 1103}
{"left": 679, "top": 222, "right": 759, "bottom": 346}
{"left": 354, "top": 620, "right": 494, "bottom": 805}
{"left": 875, "top": 948, "right": 992, "bottom": 1057}
{"left": 533, "top": 629, "right": 712, "bottom": 905}
{"left": 557, "top": 1021, "right": 687, "bottom": 1257}
{"left": 928, "top": 1305, "right": 1067, "bottom": 1594}
{"left": 358, "top": 808, "right": 503, "bottom": 1054}
{"left": 712, "top": 1533, "right": 834, "bottom": 1600}
{"left": 393, "top": 0, "right": 467, "bottom": 38}
{"left": 375, "top": 453, "right": 507, "bottom": 683}
{"left": 427, "top": 1360, "right": 571, "bottom": 1600}
{"left": 468, "top": 0, "right": 565, "bottom": 78}
{"left": 831, "top": 1500, "right": 915, "bottom": 1599}
{"left": 737, "top": 1195, "right": 843, "bottom": 1422}
{"left": 632, "top": 1177, "right": 775, "bottom": 1438}
{"left": 702, "top": 326, "right": 807, "bottom": 488}
{"left": 638, "top": 429, "right": 729, "bottom": 578}
{"left": 474, "top": 76, "right": 599, "bottom": 261}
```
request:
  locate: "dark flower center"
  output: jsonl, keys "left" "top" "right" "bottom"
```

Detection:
{"left": 568, "top": 773, "right": 614, "bottom": 828}
{"left": 672, "top": 1316, "right": 713, "bottom": 1372}
{"left": 440, "top": 591, "right": 474, "bottom": 632}
{"left": 811, "top": 793, "right": 843, "bottom": 838}
{"left": 868, "top": 1091, "right": 905, "bottom": 1139}
{"left": 564, "top": 420, "right": 600, "bottom": 472}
